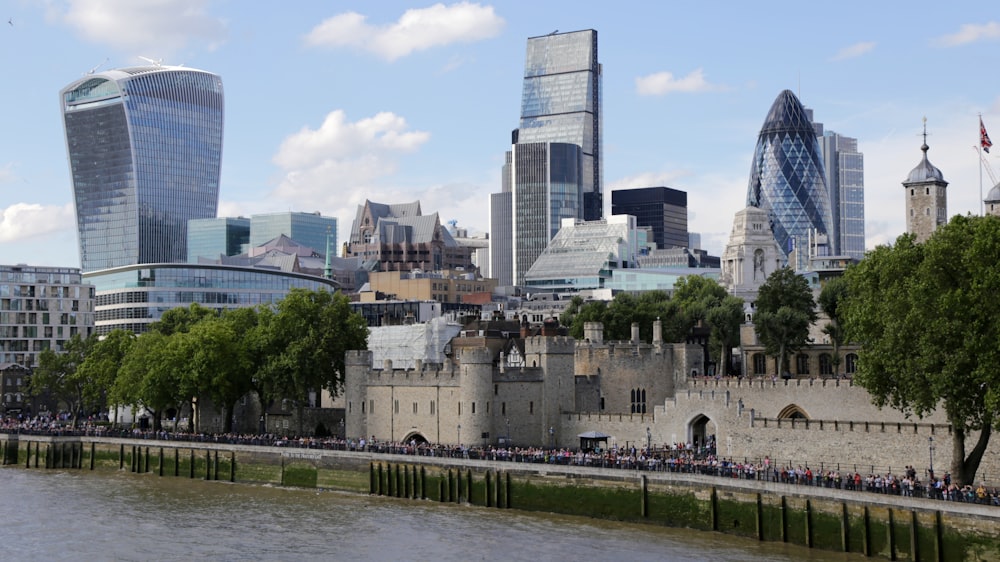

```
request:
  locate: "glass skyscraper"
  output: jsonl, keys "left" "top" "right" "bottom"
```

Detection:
{"left": 746, "top": 90, "right": 833, "bottom": 270}
{"left": 818, "top": 132, "right": 865, "bottom": 260}
{"left": 187, "top": 217, "right": 251, "bottom": 262}
{"left": 249, "top": 211, "right": 338, "bottom": 257}
{"left": 517, "top": 29, "right": 602, "bottom": 221}
{"left": 611, "top": 186, "right": 688, "bottom": 249}
{"left": 60, "top": 65, "right": 224, "bottom": 272}
{"left": 510, "top": 142, "right": 582, "bottom": 286}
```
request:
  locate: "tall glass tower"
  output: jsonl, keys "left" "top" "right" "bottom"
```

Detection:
{"left": 819, "top": 132, "right": 865, "bottom": 260}
{"left": 60, "top": 65, "right": 224, "bottom": 272}
{"left": 746, "top": 90, "right": 833, "bottom": 270}
{"left": 517, "top": 29, "right": 602, "bottom": 220}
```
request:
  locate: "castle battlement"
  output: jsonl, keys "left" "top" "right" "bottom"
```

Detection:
{"left": 525, "top": 335, "right": 576, "bottom": 354}
{"left": 563, "top": 411, "right": 656, "bottom": 423}
{"left": 751, "top": 417, "right": 952, "bottom": 437}
{"left": 686, "top": 377, "right": 858, "bottom": 392}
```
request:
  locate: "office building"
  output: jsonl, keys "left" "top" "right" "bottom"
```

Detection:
{"left": 746, "top": 90, "right": 833, "bottom": 271}
{"left": 811, "top": 116, "right": 865, "bottom": 261}
{"left": 523, "top": 215, "right": 642, "bottom": 292}
{"left": 346, "top": 200, "right": 474, "bottom": 273}
{"left": 0, "top": 265, "right": 95, "bottom": 368}
{"left": 612, "top": 187, "right": 688, "bottom": 249}
{"left": 249, "top": 212, "right": 337, "bottom": 258}
{"left": 517, "top": 29, "right": 602, "bottom": 220}
{"left": 60, "top": 65, "right": 224, "bottom": 272}
{"left": 187, "top": 217, "right": 250, "bottom": 262}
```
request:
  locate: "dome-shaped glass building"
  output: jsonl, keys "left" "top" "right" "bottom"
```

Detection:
{"left": 746, "top": 90, "right": 833, "bottom": 270}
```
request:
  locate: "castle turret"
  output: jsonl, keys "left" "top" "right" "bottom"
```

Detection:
{"left": 904, "top": 120, "right": 948, "bottom": 243}
{"left": 457, "top": 346, "right": 494, "bottom": 446}
{"left": 344, "top": 350, "right": 373, "bottom": 440}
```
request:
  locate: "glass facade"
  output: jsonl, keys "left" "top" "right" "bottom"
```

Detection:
{"left": 187, "top": 217, "right": 250, "bottom": 262}
{"left": 511, "top": 142, "right": 582, "bottom": 285}
{"left": 819, "top": 133, "right": 865, "bottom": 260}
{"left": 611, "top": 187, "right": 688, "bottom": 249}
{"left": 518, "top": 29, "right": 602, "bottom": 220}
{"left": 61, "top": 66, "right": 224, "bottom": 272}
{"left": 0, "top": 265, "right": 95, "bottom": 367}
{"left": 746, "top": 90, "right": 833, "bottom": 271}
{"left": 250, "top": 212, "right": 338, "bottom": 256}
{"left": 523, "top": 215, "right": 641, "bottom": 292}
{"left": 85, "top": 263, "right": 338, "bottom": 335}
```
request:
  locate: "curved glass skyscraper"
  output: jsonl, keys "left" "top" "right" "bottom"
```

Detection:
{"left": 746, "top": 90, "right": 832, "bottom": 270}
{"left": 61, "top": 65, "right": 224, "bottom": 272}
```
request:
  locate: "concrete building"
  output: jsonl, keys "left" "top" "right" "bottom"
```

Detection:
{"left": 346, "top": 200, "right": 473, "bottom": 273}
{"left": 60, "top": 65, "right": 224, "bottom": 272}
{"left": 360, "top": 269, "right": 497, "bottom": 305}
{"left": 0, "top": 265, "right": 95, "bottom": 367}
{"left": 720, "top": 206, "right": 786, "bottom": 306}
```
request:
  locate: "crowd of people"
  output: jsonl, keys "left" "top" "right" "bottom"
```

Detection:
{"left": 2, "top": 417, "right": 997, "bottom": 507}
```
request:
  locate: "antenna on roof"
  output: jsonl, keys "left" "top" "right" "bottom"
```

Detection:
{"left": 138, "top": 56, "right": 163, "bottom": 67}
{"left": 549, "top": 29, "right": 558, "bottom": 35}
{"left": 86, "top": 57, "right": 109, "bottom": 75}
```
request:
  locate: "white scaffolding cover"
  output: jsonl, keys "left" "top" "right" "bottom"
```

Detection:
{"left": 368, "top": 316, "right": 462, "bottom": 369}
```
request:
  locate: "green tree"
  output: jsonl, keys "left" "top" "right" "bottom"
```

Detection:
{"left": 843, "top": 216, "right": 1000, "bottom": 485}
{"left": 151, "top": 303, "right": 217, "bottom": 336}
{"left": 113, "top": 331, "right": 188, "bottom": 431}
{"left": 753, "top": 267, "right": 817, "bottom": 376}
{"left": 673, "top": 276, "right": 745, "bottom": 374}
{"left": 181, "top": 316, "right": 253, "bottom": 433}
{"left": 28, "top": 334, "right": 97, "bottom": 428}
{"left": 75, "top": 329, "right": 134, "bottom": 424}
{"left": 260, "top": 289, "right": 368, "bottom": 434}
{"left": 817, "top": 276, "right": 849, "bottom": 377}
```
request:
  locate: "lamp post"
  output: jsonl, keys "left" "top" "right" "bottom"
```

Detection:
{"left": 646, "top": 427, "right": 652, "bottom": 453}
{"left": 928, "top": 436, "right": 935, "bottom": 477}
{"left": 549, "top": 426, "right": 554, "bottom": 449}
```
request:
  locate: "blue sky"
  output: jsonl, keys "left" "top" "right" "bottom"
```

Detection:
{"left": 1, "top": 0, "right": 998, "bottom": 268}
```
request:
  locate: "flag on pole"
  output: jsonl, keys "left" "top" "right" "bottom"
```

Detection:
{"left": 981, "top": 118, "right": 993, "bottom": 153}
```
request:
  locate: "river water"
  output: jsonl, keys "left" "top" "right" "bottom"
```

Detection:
{"left": 0, "top": 468, "right": 864, "bottom": 561}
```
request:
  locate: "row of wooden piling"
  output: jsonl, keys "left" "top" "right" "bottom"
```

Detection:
{"left": 369, "top": 462, "right": 512, "bottom": 508}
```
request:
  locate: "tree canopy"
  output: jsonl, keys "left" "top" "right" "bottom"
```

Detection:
{"left": 753, "top": 267, "right": 817, "bottom": 375}
{"left": 842, "top": 216, "right": 1000, "bottom": 485}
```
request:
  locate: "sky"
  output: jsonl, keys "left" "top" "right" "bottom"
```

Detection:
{"left": 1, "top": 0, "right": 999, "bottom": 269}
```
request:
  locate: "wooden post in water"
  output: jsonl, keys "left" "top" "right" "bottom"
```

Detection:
{"left": 119, "top": 444, "right": 124, "bottom": 470}
{"left": 213, "top": 451, "right": 219, "bottom": 481}
{"left": 145, "top": 447, "right": 150, "bottom": 473}
{"left": 403, "top": 465, "right": 410, "bottom": 499}
{"left": 90, "top": 442, "right": 95, "bottom": 471}
{"left": 710, "top": 487, "right": 718, "bottom": 532}
{"left": 438, "top": 478, "right": 445, "bottom": 502}
{"left": 377, "top": 463, "right": 384, "bottom": 496}
{"left": 933, "top": 510, "right": 943, "bottom": 562}
{"left": 369, "top": 463, "right": 376, "bottom": 494}
{"left": 841, "top": 502, "right": 850, "bottom": 552}
{"left": 189, "top": 449, "right": 195, "bottom": 479}
{"left": 505, "top": 472, "right": 511, "bottom": 509}
{"left": 862, "top": 506, "right": 871, "bottom": 557}
{"left": 909, "top": 510, "right": 919, "bottom": 562}
{"left": 230, "top": 451, "right": 236, "bottom": 483}
{"left": 466, "top": 471, "right": 472, "bottom": 504}
{"left": 411, "top": 466, "right": 418, "bottom": 499}
{"left": 887, "top": 509, "right": 896, "bottom": 561}
{"left": 755, "top": 494, "right": 764, "bottom": 541}
{"left": 205, "top": 450, "right": 211, "bottom": 480}
{"left": 804, "top": 499, "right": 813, "bottom": 548}
{"left": 174, "top": 448, "right": 179, "bottom": 477}
{"left": 485, "top": 471, "right": 492, "bottom": 507}
{"left": 640, "top": 475, "right": 648, "bottom": 518}
{"left": 447, "top": 469, "right": 454, "bottom": 503}
{"left": 780, "top": 496, "right": 788, "bottom": 543}
{"left": 420, "top": 466, "right": 427, "bottom": 500}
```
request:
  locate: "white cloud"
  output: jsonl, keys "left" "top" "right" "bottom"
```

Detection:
{"left": 608, "top": 170, "right": 690, "bottom": 190}
{"left": 304, "top": 2, "right": 504, "bottom": 61}
{"left": 830, "top": 41, "right": 875, "bottom": 61}
{"left": 635, "top": 69, "right": 720, "bottom": 96}
{"left": 935, "top": 22, "right": 1000, "bottom": 47}
{"left": 269, "top": 110, "right": 430, "bottom": 229}
{"left": 0, "top": 203, "right": 76, "bottom": 242}
{"left": 55, "top": 0, "right": 228, "bottom": 55}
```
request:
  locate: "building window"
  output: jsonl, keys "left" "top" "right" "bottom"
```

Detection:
{"left": 394, "top": 400, "right": 399, "bottom": 414}
{"left": 630, "top": 388, "right": 647, "bottom": 414}
{"left": 458, "top": 402, "right": 461, "bottom": 416}
{"left": 472, "top": 402, "right": 476, "bottom": 414}
{"left": 819, "top": 354, "right": 833, "bottom": 375}
{"left": 501, "top": 402, "right": 506, "bottom": 415}
{"left": 529, "top": 401, "right": 533, "bottom": 415}
{"left": 845, "top": 353, "right": 858, "bottom": 375}
{"left": 412, "top": 402, "right": 418, "bottom": 414}
{"left": 752, "top": 353, "right": 766, "bottom": 375}
{"left": 796, "top": 354, "right": 810, "bottom": 375}
{"left": 430, "top": 401, "right": 435, "bottom": 415}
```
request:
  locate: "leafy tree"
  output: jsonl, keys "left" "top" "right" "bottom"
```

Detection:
{"left": 563, "top": 291, "right": 688, "bottom": 343}
{"left": 818, "top": 276, "right": 849, "bottom": 377}
{"left": 260, "top": 289, "right": 368, "bottom": 434}
{"left": 673, "top": 276, "right": 745, "bottom": 374}
{"left": 28, "top": 334, "right": 97, "bottom": 428}
{"left": 113, "top": 331, "right": 188, "bottom": 431}
{"left": 75, "top": 329, "right": 134, "bottom": 424}
{"left": 181, "top": 316, "right": 253, "bottom": 433}
{"left": 842, "top": 216, "right": 1000, "bottom": 485}
{"left": 151, "top": 303, "right": 217, "bottom": 336}
{"left": 753, "top": 267, "right": 817, "bottom": 376}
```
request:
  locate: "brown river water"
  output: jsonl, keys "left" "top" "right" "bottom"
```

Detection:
{"left": 0, "top": 468, "right": 867, "bottom": 561}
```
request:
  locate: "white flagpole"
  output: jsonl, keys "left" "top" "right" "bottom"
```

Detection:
{"left": 980, "top": 114, "right": 984, "bottom": 216}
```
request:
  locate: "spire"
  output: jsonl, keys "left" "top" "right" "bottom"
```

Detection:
{"left": 905, "top": 117, "right": 946, "bottom": 184}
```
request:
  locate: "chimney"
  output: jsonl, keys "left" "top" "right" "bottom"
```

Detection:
{"left": 631, "top": 322, "right": 640, "bottom": 343}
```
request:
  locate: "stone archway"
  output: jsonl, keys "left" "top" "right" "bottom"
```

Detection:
{"left": 687, "top": 414, "right": 716, "bottom": 453}
{"left": 402, "top": 431, "right": 429, "bottom": 446}
{"left": 777, "top": 404, "right": 810, "bottom": 419}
